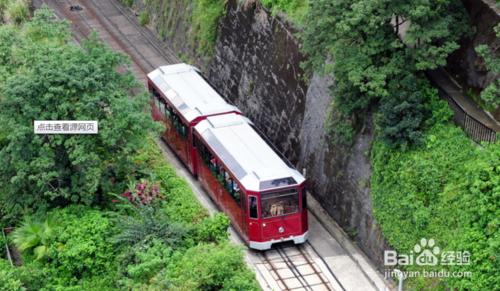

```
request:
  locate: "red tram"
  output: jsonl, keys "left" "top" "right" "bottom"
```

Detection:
{"left": 147, "top": 64, "right": 308, "bottom": 250}
{"left": 147, "top": 64, "right": 240, "bottom": 174}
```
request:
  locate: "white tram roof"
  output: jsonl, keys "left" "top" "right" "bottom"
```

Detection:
{"left": 195, "top": 113, "right": 305, "bottom": 192}
{"left": 147, "top": 64, "right": 240, "bottom": 123}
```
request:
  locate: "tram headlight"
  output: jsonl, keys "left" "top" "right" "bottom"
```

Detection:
{"left": 278, "top": 226, "right": 285, "bottom": 233}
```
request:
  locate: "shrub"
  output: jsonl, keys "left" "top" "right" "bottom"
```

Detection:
{"left": 48, "top": 206, "right": 117, "bottom": 282}
{"left": 192, "top": 212, "right": 230, "bottom": 243}
{"left": 5, "top": 0, "right": 29, "bottom": 25}
{"left": 120, "top": 179, "right": 162, "bottom": 205}
{"left": 376, "top": 75, "right": 434, "bottom": 148}
{"left": 0, "top": 259, "right": 50, "bottom": 291}
{"left": 125, "top": 239, "right": 172, "bottom": 282}
{"left": 371, "top": 120, "right": 500, "bottom": 289}
{"left": 222, "top": 269, "right": 261, "bottom": 291}
{"left": 165, "top": 242, "right": 259, "bottom": 290}
{"left": 131, "top": 138, "right": 208, "bottom": 223}
{"left": 139, "top": 11, "right": 149, "bottom": 26}
{"left": 112, "top": 202, "right": 187, "bottom": 248}
{"left": 0, "top": 259, "right": 23, "bottom": 291}
{"left": 0, "top": 0, "right": 9, "bottom": 20}
{"left": 121, "top": 0, "right": 133, "bottom": 7}
{"left": 261, "top": 0, "right": 309, "bottom": 25}
{"left": 191, "top": 0, "right": 226, "bottom": 56}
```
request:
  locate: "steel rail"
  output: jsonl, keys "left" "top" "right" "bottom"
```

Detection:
{"left": 275, "top": 245, "right": 313, "bottom": 290}
{"left": 105, "top": 0, "right": 179, "bottom": 64}
{"left": 263, "top": 249, "right": 292, "bottom": 290}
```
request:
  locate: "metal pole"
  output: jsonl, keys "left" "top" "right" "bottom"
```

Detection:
{"left": 394, "top": 269, "right": 404, "bottom": 291}
{"left": 2, "top": 228, "right": 13, "bottom": 267}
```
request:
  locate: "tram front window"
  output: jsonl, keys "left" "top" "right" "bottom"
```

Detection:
{"left": 261, "top": 189, "right": 299, "bottom": 218}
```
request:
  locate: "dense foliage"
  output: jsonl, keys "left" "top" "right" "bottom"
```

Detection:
{"left": 475, "top": 24, "right": 500, "bottom": 111}
{"left": 372, "top": 99, "right": 499, "bottom": 289}
{"left": 165, "top": 242, "right": 258, "bottom": 290}
{"left": 301, "top": 0, "right": 470, "bottom": 146}
{"left": 261, "top": 0, "right": 308, "bottom": 26}
{"left": 2, "top": 206, "right": 117, "bottom": 290}
{"left": 1, "top": 139, "right": 259, "bottom": 290}
{"left": 0, "top": 0, "right": 29, "bottom": 25}
{"left": 191, "top": 0, "right": 226, "bottom": 56}
{"left": 0, "top": 5, "right": 258, "bottom": 290}
{"left": 0, "top": 8, "right": 160, "bottom": 222}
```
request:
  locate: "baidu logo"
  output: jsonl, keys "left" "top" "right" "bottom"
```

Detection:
{"left": 414, "top": 238, "right": 440, "bottom": 266}
{"left": 384, "top": 238, "right": 470, "bottom": 267}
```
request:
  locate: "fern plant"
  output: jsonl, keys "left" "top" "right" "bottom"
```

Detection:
{"left": 12, "top": 216, "right": 55, "bottom": 260}
{"left": 112, "top": 202, "right": 187, "bottom": 248}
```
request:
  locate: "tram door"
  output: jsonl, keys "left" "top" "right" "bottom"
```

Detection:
{"left": 240, "top": 192, "right": 248, "bottom": 237}
{"left": 247, "top": 195, "right": 260, "bottom": 241}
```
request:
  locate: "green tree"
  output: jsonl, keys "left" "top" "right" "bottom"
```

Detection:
{"left": 0, "top": 8, "right": 161, "bottom": 221}
{"left": 302, "top": 0, "right": 469, "bottom": 146}
{"left": 392, "top": 1, "right": 470, "bottom": 70}
{"left": 475, "top": 24, "right": 500, "bottom": 111}
{"left": 377, "top": 74, "right": 433, "bottom": 147}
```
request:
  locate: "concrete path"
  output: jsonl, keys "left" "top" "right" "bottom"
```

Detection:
{"left": 427, "top": 68, "right": 500, "bottom": 132}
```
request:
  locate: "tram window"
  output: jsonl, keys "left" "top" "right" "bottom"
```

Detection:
{"left": 152, "top": 88, "right": 158, "bottom": 97}
{"left": 261, "top": 189, "right": 299, "bottom": 218}
{"left": 216, "top": 168, "right": 224, "bottom": 184}
{"left": 169, "top": 112, "right": 187, "bottom": 139}
{"left": 226, "top": 177, "right": 232, "bottom": 192}
{"left": 249, "top": 196, "right": 258, "bottom": 219}
{"left": 150, "top": 88, "right": 158, "bottom": 101}
{"left": 226, "top": 177, "right": 241, "bottom": 206}
{"left": 180, "top": 124, "right": 187, "bottom": 138}
{"left": 165, "top": 105, "right": 172, "bottom": 119}
{"left": 196, "top": 138, "right": 212, "bottom": 165}
{"left": 159, "top": 101, "right": 165, "bottom": 115}
{"left": 209, "top": 158, "right": 219, "bottom": 174}
{"left": 155, "top": 96, "right": 161, "bottom": 110}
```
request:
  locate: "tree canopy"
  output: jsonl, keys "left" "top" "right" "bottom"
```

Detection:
{"left": 302, "top": 0, "right": 470, "bottom": 146}
{"left": 0, "top": 8, "right": 160, "bottom": 221}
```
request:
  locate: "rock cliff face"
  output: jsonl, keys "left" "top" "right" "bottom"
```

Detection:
{"left": 448, "top": 0, "right": 499, "bottom": 90}
{"left": 447, "top": 0, "right": 500, "bottom": 118}
{"left": 207, "top": 0, "right": 307, "bottom": 164}
{"left": 207, "top": 0, "right": 390, "bottom": 267}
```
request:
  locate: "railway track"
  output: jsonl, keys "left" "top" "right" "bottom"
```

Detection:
{"left": 259, "top": 242, "right": 345, "bottom": 291}
{"left": 40, "top": 0, "right": 179, "bottom": 79}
